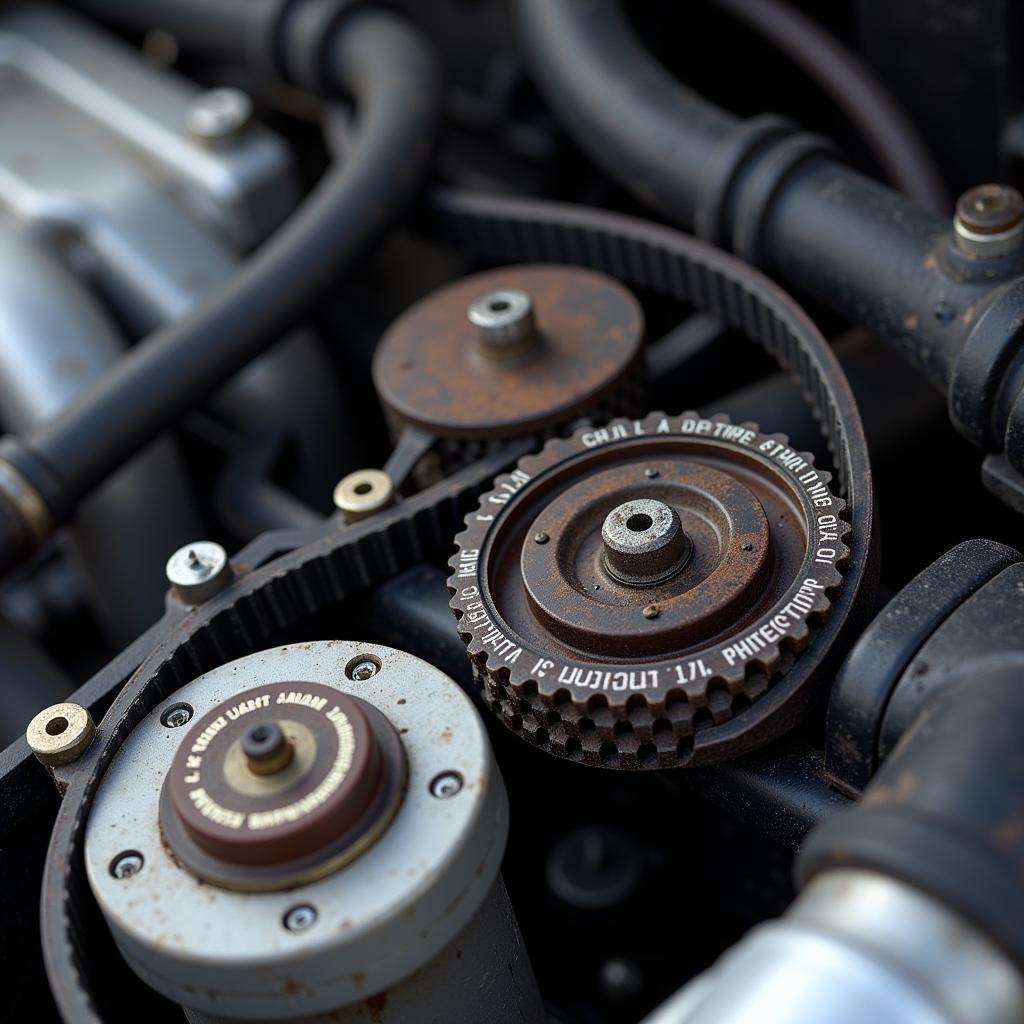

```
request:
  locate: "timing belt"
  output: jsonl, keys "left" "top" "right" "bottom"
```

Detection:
{"left": 42, "top": 189, "right": 874, "bottom": 1022}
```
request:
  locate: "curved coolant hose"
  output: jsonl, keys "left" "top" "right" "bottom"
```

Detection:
{"left": 0, "top": 8, "right": 440, "bottom": 573}
{"left": 712, "top": 0, "right": 946, "bottom": 211}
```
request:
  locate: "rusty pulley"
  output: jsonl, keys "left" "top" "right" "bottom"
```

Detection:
{"left": 449, "top": 411, "right": 849, "bottom": 769}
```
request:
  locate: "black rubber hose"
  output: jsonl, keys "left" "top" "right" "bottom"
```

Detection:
{"left": 799, "top": 654, "right": 1024, "bottom": 973}
{"left": 0, "top": 9, "right": 439, "bottom": 555}
{"left": 515, "top": 0, "right": 741, "bottom": 232}
{"left": 72, "top": 0, "right": 272, "bottom": 56}
{"left": 711, "top": 0, "right": 945, "bottom": 212}
{"left": 513, "top": 0, "right": 1024, "bottom": 444}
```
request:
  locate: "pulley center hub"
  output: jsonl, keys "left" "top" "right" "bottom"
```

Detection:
{"left": 519, "top": 458, "right": 773, "bottom": 658}
{"left": 601, "top": 497, "right": 692, "bottom": 586}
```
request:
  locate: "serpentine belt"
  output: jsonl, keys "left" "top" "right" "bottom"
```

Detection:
{"left": 41, "top": 189, "right": 874, "bottom": 1022}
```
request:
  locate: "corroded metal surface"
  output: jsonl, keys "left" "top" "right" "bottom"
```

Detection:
{"left": 450, "top": 412, "right": 849, "bottom": 769}
{"left": 373, "top": 264, "right": 644, "bottom": 440}
{"left": 161, "top": 682, "right": 406, "bottom": 891}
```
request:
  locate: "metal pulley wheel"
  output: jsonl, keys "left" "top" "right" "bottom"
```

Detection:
{"left": 450, "top": 411, "right": 849, "bottom": 768}
{"left": 83, "top": 641, "right": 541, "bottom": 1022}
{"left": 372, "top": 264, "right": 646, "bottom": 479}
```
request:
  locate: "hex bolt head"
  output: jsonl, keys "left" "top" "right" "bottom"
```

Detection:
{"left": 283, "top": 904, "right": 318, "bottom": 932}
{"left": 166, "top": 542, "right": 233, "bottom": 605}
{"left": 185, "top": 87, "right": 252, "bottom": 142}
{"left": 26, "top": 702, "right": 95, "bottom": 767}
{"left": 333, "top": 469, "right": 395, "bottom": 523}
{"left": 954, "top": 183, "right": 1024, "bottom": 257}
{"left": 429, "top": 770, "right": 464, "bottom": 799}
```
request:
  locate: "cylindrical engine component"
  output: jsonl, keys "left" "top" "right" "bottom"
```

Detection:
{"left": 449, "top": 411, "right": 847, "bottom": 768}
{"left": 84, "top": 641, "right": 543, "bottom": 1023}
{"left": 372, "top": 264, "right": 646, "bottom": 482}
{"left": 640, "top": 869, "right": 1024, "bottom": 1024}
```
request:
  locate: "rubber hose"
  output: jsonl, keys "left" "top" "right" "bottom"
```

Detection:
{"left": 712, "top": 0, "right": 947, "bottom": 212}
{"left": 71, "top": 0, "right": 276, "bottom": 57}
{"left": 516, "top": 0, "right": 740, "bottom": 230}
{"left": 1, "top": 9, "right": 439, "bottom": 536}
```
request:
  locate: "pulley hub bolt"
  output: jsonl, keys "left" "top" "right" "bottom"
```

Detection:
{"left": 468, "top": 288, "right": 540, "bottom": 363}
{"left": 954, "top": 183, "right": 1024, "bottom": 258}
{"left": 242, "top": 721, "right": 294, "bottom": 776}
{"left": 601, "top": 498, "right": 692, "bottom": 586}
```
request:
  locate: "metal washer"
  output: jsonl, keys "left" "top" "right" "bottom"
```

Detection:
{"left": 85, "top": 641, "right": 507, "bottom": 1020}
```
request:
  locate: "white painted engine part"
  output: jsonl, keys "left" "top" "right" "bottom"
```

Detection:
{"left": 84, "top": 640, "right": 544, "bottom": 1023}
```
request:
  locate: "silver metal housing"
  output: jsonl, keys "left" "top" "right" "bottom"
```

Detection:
{"left": 642, "top": 869, "right": 1024, "bottom": 1024}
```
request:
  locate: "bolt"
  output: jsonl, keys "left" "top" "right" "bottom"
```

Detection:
{"left": 467, "top": 289, "right": 539, "bottom": 362}
{"left": 26, "top": 702, "right": 95, "bottom": 767}
{"left": 160, "top": 703, "right": 193, "bottom": 729}
{"left": 283, "top": 904, "right": 318, "bottom": 932}
{"left": 642, "top": 604, "right": 660, "bottom": 620}
{"left": 644, "top": 468, "right": 660, "bottom": 479}
{"left": 166, "top": 541, "right": 232, "bottom": 604}
{"left": 430, "top": 770, "right": 464, "bottom": 798}
{"left": 110, "top": 851, "right": 144, "bottom": 879}
{"left": 347, "top": 656, "right": 380, "bottom": 681}
{"left": 185, "top": 87, "right": 252, "bottom": 142}
{"left": 534, "top": 531, "right": 550, "bottom": 545}
{"left": 242, "top": 721, "right": 293, "bottom": 775}
{"left": 954, "top": 184, "right": 1024, "bottom": 257}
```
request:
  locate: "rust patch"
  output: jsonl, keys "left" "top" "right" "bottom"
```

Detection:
{"left": 373, "top": 264, "right": 644, "bottom": 439}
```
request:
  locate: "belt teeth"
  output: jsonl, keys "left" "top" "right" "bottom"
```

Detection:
{"left": 449, "top": 410, "right": 850, "bottom": 770}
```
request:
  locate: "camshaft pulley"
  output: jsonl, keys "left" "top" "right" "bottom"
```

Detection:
{"left": 450, "top": 411, "right": 848, "bottom": 768}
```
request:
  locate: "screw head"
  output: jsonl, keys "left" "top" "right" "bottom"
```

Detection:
{"left": 642, "top": 604, "right": 660, "bottom": 620}
{"left": 185, "top": 87, "right": 252, "bottom": 142}
{"left": 644, "top": 468, "right": 660, "bottom": 479}
{"left": 160, "top": 703, "right": 193, "bottom": 729}
{"left": 166, "top": 542, "right": 232, "bottom": 604}
{"left": 534, "top": 531, "right": 550, "bottom": 545}
{"left": 110, "top": 851, "right": 144, "bottom": 879}
{"left": 283, "top": 904, "right": 318, "bottom": 932}
{"left": 345, "top": 654, "right": 381, "bottom": 681}
{"left": 429, "top": 770, "right": 464, "bottom": 799}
